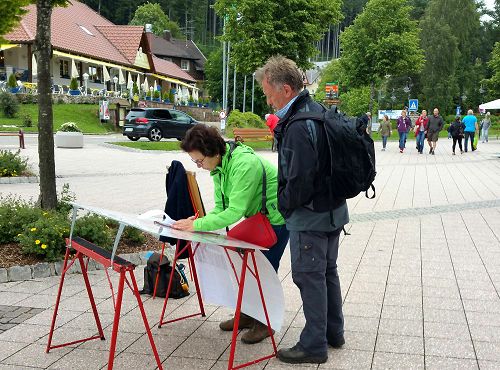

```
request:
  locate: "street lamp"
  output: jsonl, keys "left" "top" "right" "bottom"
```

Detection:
{"left": 113, "top": 76, "right": 118, "bottom": 92}
{"left": 83, "top": 72, "right": 89, "bottom": 96}
{"left": 479, "top": 85, "right": 485, "bottom": 103}
{"left": 390, "top": 88, "right": 396, "bottom": 109}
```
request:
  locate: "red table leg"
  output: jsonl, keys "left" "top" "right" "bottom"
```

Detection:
{"left": 107, "top": 270, "right": 125, "bottom": 370}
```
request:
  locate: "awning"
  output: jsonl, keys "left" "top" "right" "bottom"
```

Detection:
{"left": 53, "top": 50, "right": 140, "bottom": 73}
{"left": 151, "top": 73, "right": 198, "bottom": 90}
{"left": 0, "top": 44, "right": 20, "bottom": 51}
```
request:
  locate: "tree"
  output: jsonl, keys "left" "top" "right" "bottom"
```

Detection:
{"left": 214, "top": 0, "right": 342, "bottom": 74}
{"left": 0, "top": 0, "right": 30, "bottom": 42}
{"left": 129, "top": 2, "right": 182, "bottom": 38}
{"left": 35, "top": 0, "right": 68, "bottom": 209}
{"left": 485, "top": 41, "right": 500, "bottom": 99}
{"left": 339, "top": 86, "right": 378, "bottom": 117}
{"left": 314, "top": 59, "right": 345, "bottom": 103}
{"left": 340, "top": 0, "right": 424, "bottom": 114}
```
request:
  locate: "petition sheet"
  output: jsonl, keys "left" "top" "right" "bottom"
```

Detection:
{"left": 194, "top": 243, "right": 285, "bottom": 332}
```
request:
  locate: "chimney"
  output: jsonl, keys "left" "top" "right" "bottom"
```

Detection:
{"left": 145, "top": 24, "right": 153, "bottom": 33}
{"left": 163, "top": 30, "right": 171, "bottom": 41}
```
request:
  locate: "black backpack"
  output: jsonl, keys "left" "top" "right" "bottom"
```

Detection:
{"left": 140, "top": 252, "right": 189, "bottom": 299}
{"left": 289, "top": 108, "right": 376, "bottom": 200}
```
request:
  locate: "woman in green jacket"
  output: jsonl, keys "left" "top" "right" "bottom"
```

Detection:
{"left": 173, "top": 124, "right": 289, "bottom": 344}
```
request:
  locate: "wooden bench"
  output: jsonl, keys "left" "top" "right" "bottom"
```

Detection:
{"left": 0, "top": 130, "right": 25, "bottom": 149}
{"left": 232, "top": 128, "right": 275, "bottom": 151}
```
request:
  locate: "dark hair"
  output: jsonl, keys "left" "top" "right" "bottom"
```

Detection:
{"left": 181, "top": 124, "right": 226, "bottom": 157}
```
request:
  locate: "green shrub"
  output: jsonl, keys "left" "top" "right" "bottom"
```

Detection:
{"left": 169, "top": 91, "right": 175, "bottom": 103}
{"left": 226, "top": 109, "right": 266, "bottom": 136}
{"left": 69, "top": 77, "right": 79, "bottom": 91}
{"left": 59, "top": 122, "right": 82, "bottom": 132}
{"left": 7, "top": 74, "right": 17, "bottom": 88}
{"left": 0, "top": 196, "right": 41, "bottom": 244}
{"left": 133, "top": 83, "right": 139, "bottom": 95}
{"left": 0, "top": 150, "right": 28, "bottom": 177}
{"left": 153, "top": 90, "right": 161, "bottom": 99}
{"left": 56, "top": 183, "right": 76, "bottom": 216}
{"left": 123, "top": 226, "right": 145, "bottom": 244}
{"left": 163, "top": 91, "right": 170, "bottom": 101}
{"left": 17, "top": 211, "right": 69, "bottom": 261}
{"left": 22, "top": 113, "right": 33, "bottom": 127}
{"left": 0, "top": 91, "right": 20, "bottom": 118}
{"left": 74, "top": 214, "right": 113, "bottom": 249}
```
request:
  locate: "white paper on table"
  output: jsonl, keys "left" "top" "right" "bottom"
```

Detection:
{"left": 194, "top": 243, "right": 285, "bottom": 332}
{"left": 137, "top": 209, "right": 175, "bottom": 227}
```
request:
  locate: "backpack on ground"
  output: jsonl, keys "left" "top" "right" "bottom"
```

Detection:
{"left": 289, "top": 107, "right": 376, "bottom": 200}
{"left": 139, "top": 252, "right": 189, "bottom": 299}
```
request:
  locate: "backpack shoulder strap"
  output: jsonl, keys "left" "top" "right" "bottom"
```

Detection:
{"left": 289, "top": 111, "right": 325, "bottom": 124}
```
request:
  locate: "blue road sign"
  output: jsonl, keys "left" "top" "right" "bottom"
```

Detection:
{"left": 409, "top": 99, "right": 418, "bottom": 112}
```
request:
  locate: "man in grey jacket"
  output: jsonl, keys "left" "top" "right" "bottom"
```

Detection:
{"left": 427, "top": 107, "right": 444, "bottom": 155}
{"left": 256, "top": 56, "right": 348, "bottom": 365}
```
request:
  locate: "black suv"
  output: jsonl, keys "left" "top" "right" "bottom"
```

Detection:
{"left": 122, "top": 108, "right": 198, "bottom": 141}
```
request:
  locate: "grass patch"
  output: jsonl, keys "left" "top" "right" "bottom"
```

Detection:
{"left": 111, "top": 140, "right": 273, "bottom": 151}
{"left": 0, "top": 104, "right": 117, "bottom": 134}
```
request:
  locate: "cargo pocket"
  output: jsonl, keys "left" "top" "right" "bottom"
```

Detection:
{"left": 291, "top": 231, "right": 327, "bottom": 273}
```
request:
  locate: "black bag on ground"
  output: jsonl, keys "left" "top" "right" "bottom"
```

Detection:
{"left": 139, "top": 252, "right": 189, "bottom": 299}
{"left": 289, "top": 108, "right": 376, "bottom": 200}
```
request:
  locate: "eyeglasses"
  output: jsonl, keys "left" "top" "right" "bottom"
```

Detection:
{"left": 190, "top": 156, "right": 206, "bottom": 166}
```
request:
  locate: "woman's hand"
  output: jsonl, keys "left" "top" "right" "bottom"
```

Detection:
{"left": 172, "top": 216, "right": 196, "bottom": 231}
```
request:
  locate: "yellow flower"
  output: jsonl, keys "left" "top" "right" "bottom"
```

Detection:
{"left": 35, "top": 239, "right": 40, "bottom": 245}
{"left": 41, "top": 244, "right": 47, "bottom": 249}
{"left": 43, "top": 212, "right": 48, "bottom": 216}
{"left": 17, "top": 233, "right": 22, "bottom": 237}
{"left": 31, "top": 228, "right": 37, "bottom": 232}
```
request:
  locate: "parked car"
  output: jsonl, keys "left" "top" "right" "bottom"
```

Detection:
{"left": 122, "top": 108, "right": 198, "bottom": 141}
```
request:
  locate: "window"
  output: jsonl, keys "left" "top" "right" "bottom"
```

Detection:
{"left": 170, "top": 111, "right": 192, "bottom": 124}
{"left": 153, "top": 110, "right": 172, "bottom": 119}
{"left": 88, "top": 65, "right": 102, "bottom": 83}
{"left": 59, "top": 60, "right": 69, "bottom": 78}
{"left": 181, "top": 60, "right": 189, "bottom": 71}
{"left": 79, "top": 25, "right": 94, "bottom": 36}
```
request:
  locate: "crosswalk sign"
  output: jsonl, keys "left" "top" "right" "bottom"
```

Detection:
{"left": 409, "top": 99, "right": 418, "bottom": 112}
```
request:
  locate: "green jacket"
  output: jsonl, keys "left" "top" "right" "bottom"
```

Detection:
{"left": 193, "top": 142, "right": 284, "bottom": 231}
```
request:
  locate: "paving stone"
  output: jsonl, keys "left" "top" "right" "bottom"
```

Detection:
{"left": 375, "top": 334, "right": 424, "bottom": 355}
{"left": 47, "top": 348, "right": 108, "bottom": 370}
{"left": 372, "top": 352, "right": 424, "bottom": 370}
{"left": 425, "top": 356, "right": 479, "bottom": 370}
{"left": 7, "top": 266, "right": 32, "bottom": 282}
{"left": 425, "top": 337, "right": 475, "bottom": 359}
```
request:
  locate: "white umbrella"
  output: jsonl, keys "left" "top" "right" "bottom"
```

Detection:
{"left": 31, "top": 54, "right": 37, "bottom": 77}
{"left": 135, "top": 74, "right": 141, "bottom": 93}
{"left": 102, "top": 66, "right": 110, "bottom": 82}
{"left": 118, "top": 69, "right": 125, "bottom": 85}
{"left": 143, "top": 77, "right": 149, "bottom": 94}
{"left": 479, "top": 98, "right": 500, "bottom": 111}
{"left": 153, "top": 80, "right": 157, "bottom": 94}
{"left": 127, "top": 72, "right": 133, "bottom": 89}
{"left": 71, "top": 59, "right": 79, "bottom": 78}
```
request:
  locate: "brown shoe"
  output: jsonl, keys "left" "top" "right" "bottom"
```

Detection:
{"left": 219, "top": 313, "right": 254, "bottom": 331}
{"left": 241, "top": 320, "right": 274, "bottom": 344}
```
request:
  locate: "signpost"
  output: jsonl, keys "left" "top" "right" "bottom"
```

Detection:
{"left": 408, "top": 99, "right": 418, "bottom": 112}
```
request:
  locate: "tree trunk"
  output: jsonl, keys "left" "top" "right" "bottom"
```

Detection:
{"left": 369, "top": 80, "right": 375, "bottom": 116}
{"left": 36, "top": 0, "right": 57, "bottom": 209}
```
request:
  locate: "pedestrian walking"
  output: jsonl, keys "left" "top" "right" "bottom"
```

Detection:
{"left": 256, "top": 56, "right": 348, "bottom": 365}
{"left": 449, "top": 115, "right": 465, "bottom": 155}
{"left": 397, "top": 110, "right": 412, "bottom": 153}
{"left": 463, "top": 109, "right": 478, "bottom": 152}
{"left": 378, "top": 114, "right": 391, "bottom": 151}
{"left": 481, "top": 112, "right": 492, "bottom": 143}
{"left": 414, "top": 110, "right": 428, "bottom": 154}
{"left": 427, "top": 108, "right": 444, "bottom": 155}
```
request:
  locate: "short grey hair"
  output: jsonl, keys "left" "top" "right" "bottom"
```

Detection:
{"left": 255, "top": 55, "right": 303, "bottom": 92}
{"left": 467, "top": 109, "right": 473, "bottom": 115}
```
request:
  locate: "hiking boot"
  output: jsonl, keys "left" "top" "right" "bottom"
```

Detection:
{"left": 219, "top": 313, "right": 254, "bottom": 331}
{"left": 277, "top": 343, "right": 327, "bottom": 364}
{"left": 241, "top": 320, "right": 274, "bottom": 344}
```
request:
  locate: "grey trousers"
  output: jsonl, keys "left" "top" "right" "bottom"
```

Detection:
{"left": 290, "top": 229, "right": 344, "bottom": 356}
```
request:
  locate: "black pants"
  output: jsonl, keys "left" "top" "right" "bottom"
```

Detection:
{"left": 290, "top": 229, "right": 344, "bottom": 356}
{"left": 464, "top": 131, "right": 475, "bottom": 152}
{"left": 452, "top": 137, "right": 463, "bottom": 153}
